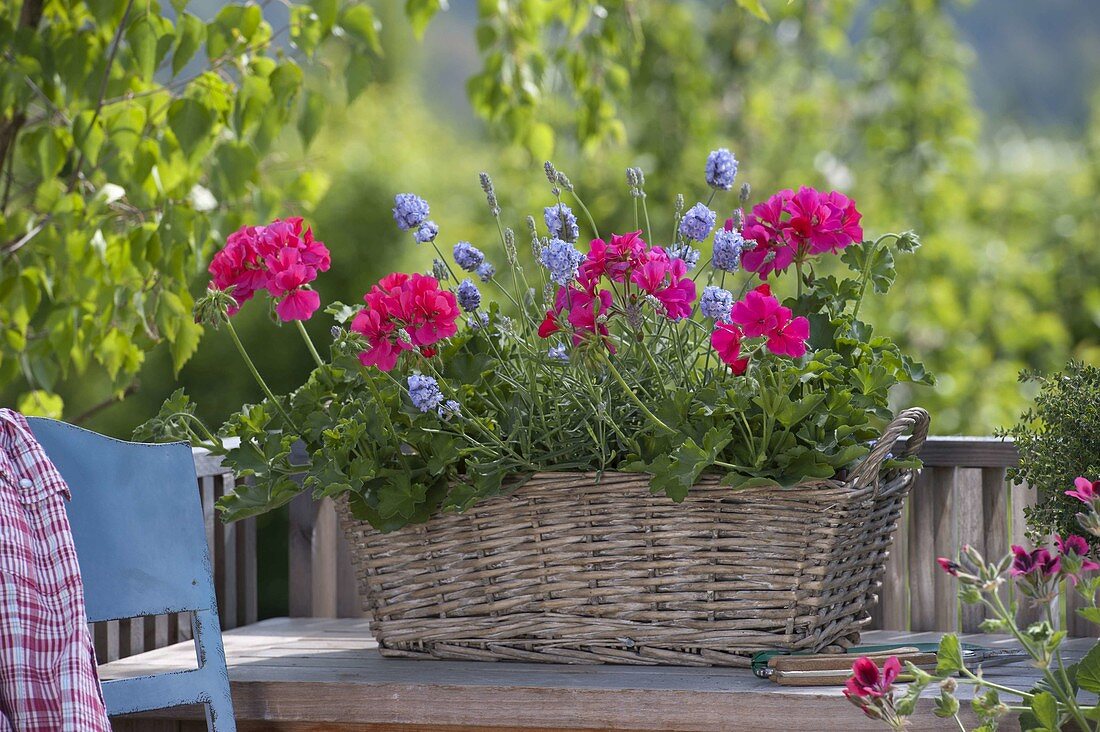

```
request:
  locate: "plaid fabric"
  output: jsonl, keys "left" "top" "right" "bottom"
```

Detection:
{"left": 0, "top": 410, "right": 111, "bottom": 731}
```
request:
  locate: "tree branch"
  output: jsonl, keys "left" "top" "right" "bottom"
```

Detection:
{"left": 0, "top": 0, "right": 46, "bottom": 214}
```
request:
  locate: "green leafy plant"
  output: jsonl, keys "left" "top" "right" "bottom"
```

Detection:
{"left": 845, "top": 479, "right": 1100, "bottom": 731}
{"left": 1002, "top": 362, "right": 1100, "bottom": 544}
{"left": 138, "top": 150, "right": 932, "bottom": 530}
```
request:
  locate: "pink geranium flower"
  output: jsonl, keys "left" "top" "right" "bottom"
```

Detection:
{"left": 538, "top": 285, "right": 615, "bottom": 350}
{"left": 1067, "top": 477, "right": 1100, "bottom": 504}
{"left": 630, "top": 253, "right": 697, "bottom": 320}
{"left": 729, "top": 284, "right": 785, "bottom": 338}
{"left": 844, "top": 656, "right": 901, "bottom": 700}
{"left": 1055, "top": 534, "right": 1100, "bottom": 585}
{"left": 711, "top": 322, "right": 748, "bottom": 375}
{"left": 581, "top": 230, "right": 647, "bottom": 284}
{"left": 351, "top": 273, "right": 459, "bottom": 371}
{"left": 740, "top": 187, "right": 863, "bottom": 278}
{"left": 207, "top": 218, "right": 331, "bottom": 320}
{"left": 1009, "top": 545, "right": 1060, "bottom": 578}
{"left": 766, "top": 315, "right": 810, "bottom": 358}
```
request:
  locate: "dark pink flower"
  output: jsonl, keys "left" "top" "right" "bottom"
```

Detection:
{"left": 1010, "top": 545, "right": 1060, "bottom": 578}
{"left": 402, "top": 273, "right": 460, "bottom": 346}
{"left": 581, "top": 230, "right": 647, "bottom": 285}
{"left": 1057, "top": 534, "right": 1092, "bottom": 558}
{"left": 276, "top": 288, "right": 321, "bottom": 322}
{"left": 1055, "top": 534, "right": 1100, "bottom": 585}
{"left": 937, "top": 557, "right": 960, "bottom": 576}
{"left": 208, "top": 225, "right": 268, "bottom": 313}
{"left": 844, "top": 656, "right": 901, "bottom": 699}
{"left": 207, "top": 217, "right": 330, "bottom": 320}
{"left": 1067, "top": 477, "right": 1100, "bottom": 504}
{"left": 711, "top": 322, "right": 748, "bottom": 374}
{"left": 740, "top": 187, "right": 863, "bottom": 278}
{"left": 351, "top": 272, "right": 459, "bottom": 371}
{"left": 766, "top": 314, "right": 810, "bottom": 358}
{"left": 729, "top": 285, "right": 785, "bottom": 338}
{"left": 822, "top": 191, "right": 863, "bottom": 252}
{"left": 351, "top": 308, "right": 408, "bottom": 372}
{"left": 538, "top": 285, "right": 615, "bottom": 350}
{"left": 630, "top": 254, "right": 697, "bottom": 320}
{"left": 742, "top": 190, "right": 796, "bottom": 279}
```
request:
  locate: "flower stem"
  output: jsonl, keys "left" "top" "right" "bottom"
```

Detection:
{"left": 295, "top": 320, "right": 324, "bottom": 369}
{"left": 225, "top": 319, "right": 296, "bottom": 430}
{"left": 599, "top": 350, "right": 674, "bottom": 434}
{"left": 570, "top": 189, "right": 600, "bottom": 241}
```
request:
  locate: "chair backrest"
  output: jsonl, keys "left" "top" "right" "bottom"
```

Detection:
{"left": 27, "top": 418, "right": 236, "bottom": 732}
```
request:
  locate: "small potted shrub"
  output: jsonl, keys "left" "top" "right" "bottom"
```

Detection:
{"left": 140, "top": 150, "right": 933, "bottom": 665}
{"left": 1002, "top": 361, "right": 1100, "bottom": 543}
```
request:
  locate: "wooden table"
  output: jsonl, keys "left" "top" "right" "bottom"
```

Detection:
{"left": 103, "top": 617, "right": 1083, "bottom": 732}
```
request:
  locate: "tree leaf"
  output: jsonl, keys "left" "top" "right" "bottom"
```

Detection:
{"left": 735, "top": 0, "right": 770, "bottom": 22}
{"left": 339, "top": 4, "right": 381, "bottom": 54}
{"left": 297, "top": 90, "right": 325, "bottom": 148}
{"left": 167, "top": 97, "right": 216, "bottom": 157}
{"left": 405, "top": 0, "right": 444, "bottom": 40}
{"left": 172, "top": 12, "right": 206, "bottom": 75}
{"left": 126, "top": 16, "right": 158, "bottom": 81}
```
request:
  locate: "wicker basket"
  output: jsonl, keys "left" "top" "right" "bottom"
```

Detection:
{"left": 336, "top": 407, "right": 930, "bottom": 667}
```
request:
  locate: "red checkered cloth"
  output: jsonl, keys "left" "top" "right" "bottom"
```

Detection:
{"left": 0, "top": 410, "right": 111, "bottom": 731}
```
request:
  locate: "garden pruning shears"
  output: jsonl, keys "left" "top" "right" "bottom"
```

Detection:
{"left": 752, "top": 642, "right": 1029, "bottom": 686}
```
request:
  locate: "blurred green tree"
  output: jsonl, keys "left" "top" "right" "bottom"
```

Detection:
{"left": 0, "top": 0, "right": 396, "bottom": 418}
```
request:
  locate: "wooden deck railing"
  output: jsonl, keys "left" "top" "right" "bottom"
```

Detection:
{"left": 96, "top": 436, "right": 1083, "bottom": 663}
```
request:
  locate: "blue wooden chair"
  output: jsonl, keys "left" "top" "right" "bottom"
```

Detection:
{"left": 27, "top": 418, "right": 236, "bottom": 732}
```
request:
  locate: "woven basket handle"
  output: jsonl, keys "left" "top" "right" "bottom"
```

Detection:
{"left": 850, "top": 407, "right": 931, "bottom": 486}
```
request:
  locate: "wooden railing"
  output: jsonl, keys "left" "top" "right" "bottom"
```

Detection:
{"left": 97, "top": 436, "right": 1083, "bottom": 662}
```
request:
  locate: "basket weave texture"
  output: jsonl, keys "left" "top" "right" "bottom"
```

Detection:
{"left": 336, "top": 407, "right": 930, "bottom": 666}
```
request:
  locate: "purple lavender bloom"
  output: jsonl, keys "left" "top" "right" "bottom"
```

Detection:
{"left": 699, "top": 285, "right": 734, "bottom": 321}
{"left": 456, "top": 279, "right": 481, "bottom": 312}
{"left": 407, "top": 374, "right": 443, "bottom": 413}
{"left": 414, "top": 220, "right": 439, "bottom": 243}
{"left": 476, "top": 261, "right": 495, "bottom": 282}
{"left": 544, "top": 204, "right": 579, "bottom": 242}
{"left": 439, "top": 400, "right": 461, "bottom": 419}
{"left": 547, "top": 344, "right": 569, "bottom": 362}
{"left": 712, "top": 228, "right": 745, "bottom": 272}
{"left": 393, "top": 193, "right": 429, "bottom": 230}
{"left": 538, "top": 238, "right": 584, "bottom": 285}
{"left": 705, "top": 148, "right": 739, "bottom": 190}
{"left": 679, "top": 203, "right": 717, "bottom": 242}
{"left": 668, "top": 243, "right": 701, "bottom": 271}
{"left": 453, "top": 241, "right": 485, "bottom": 271}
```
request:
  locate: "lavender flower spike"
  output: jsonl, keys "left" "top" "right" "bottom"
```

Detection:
{"left": 393, "top": 193, "right": 429, "bottom": 231}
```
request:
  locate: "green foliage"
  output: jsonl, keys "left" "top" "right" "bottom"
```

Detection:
{"left": 1003, "top": 362, "right": 1100, "bottom": 543}
{"left": 0, "top": 0, "right": 390, "bottom": 417}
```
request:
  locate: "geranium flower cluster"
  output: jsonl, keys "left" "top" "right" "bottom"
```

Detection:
{"left": 350, "top": 272, "right": 460, "bottom": 371}
{"left": 742, "top": 186, "right": 863, "bottom": 279}
{"left": 536, "top": 231, "right": 697, "bottom": 347}
{"left": 207, "top": 217, "right": 331, "bottom": 322}
{"left": 708, "top": 284, "right": 810, "bottom": 374}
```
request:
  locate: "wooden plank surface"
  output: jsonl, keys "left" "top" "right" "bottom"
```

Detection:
{"left": 100, "top": 618, "right": 1087, "bottom": 732}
